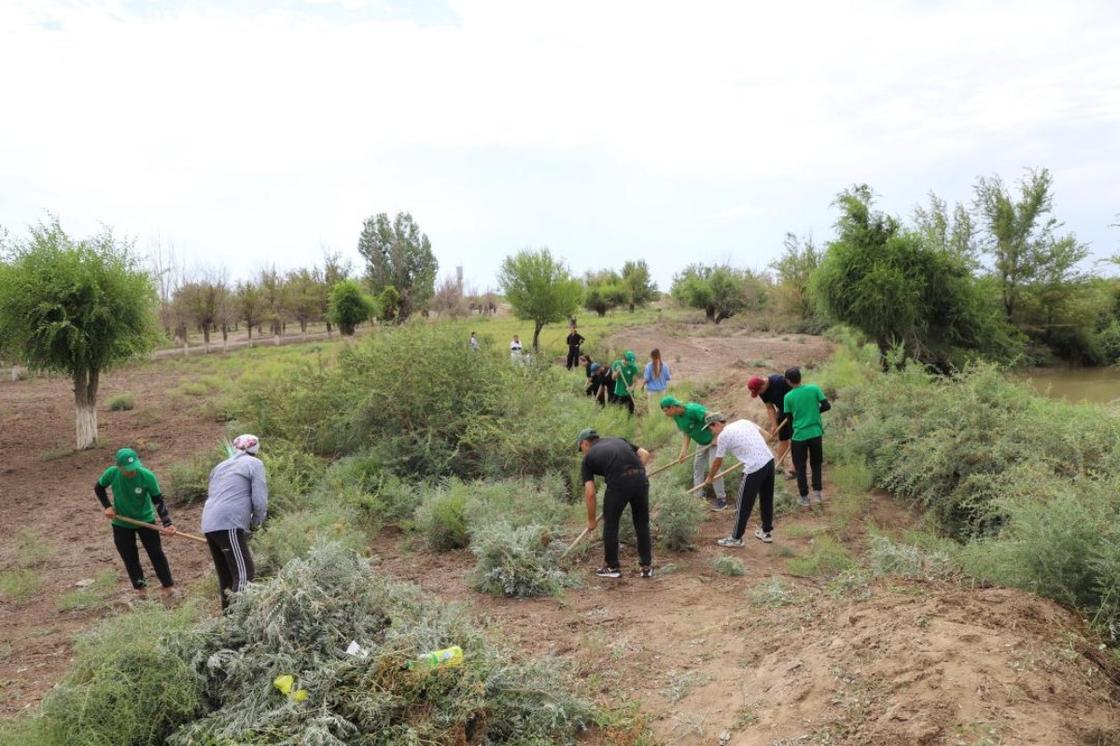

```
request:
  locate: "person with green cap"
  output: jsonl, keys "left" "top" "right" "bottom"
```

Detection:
{"left": 660, "top": 395, "right": 728, "bottom": 510}
{"left": 576, "top": 427, "right": 654, "bottom": 579}
{"left": 94, "top": 447, "right": 177, "bottom": 596}
{"left": 610, "top": 350, "right": 640, "bottom": 416}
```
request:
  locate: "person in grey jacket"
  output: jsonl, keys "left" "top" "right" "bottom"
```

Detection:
{"left": 202, "top": 433, "right": 268, "bottom": 609}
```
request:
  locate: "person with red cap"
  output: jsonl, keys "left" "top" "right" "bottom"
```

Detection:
{"left": 747, "top": 373, "right": 795, "bottom": 479}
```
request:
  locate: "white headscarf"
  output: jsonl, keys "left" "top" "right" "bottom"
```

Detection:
{"left": 232, "top": 433, "right": 260, "bottom": 455}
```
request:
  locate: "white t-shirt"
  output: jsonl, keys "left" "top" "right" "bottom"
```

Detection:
{"left": 510, "top": 339, "right": 522, "bottom": 352}
{"left": 714, "top": 420, "right": 774, "bottom": 474}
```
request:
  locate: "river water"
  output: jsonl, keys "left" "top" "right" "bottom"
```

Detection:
{"left": 1024, "top": 367, "right": 1120, "bottom": 404}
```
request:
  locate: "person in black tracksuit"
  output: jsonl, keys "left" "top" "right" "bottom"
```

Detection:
{"left": 577, "top": 428, "right": 654, "bottom": 578}
{"left": 566, "top": 327, "right": 585, "bottom": 369}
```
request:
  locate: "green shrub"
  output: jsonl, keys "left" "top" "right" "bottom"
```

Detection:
{"left": 469, "top": 521, "right": 574, "bottom": 597}
{"left": 869, "top": 535, "right": 957, "bottom": 580}
{"left": 651, "top": 482, "right": 705, "bottom": 551}
{"left": 831, "top": 457, "right": 872, "bottom": 494}
{"left": 166, "top": 446, "right": 225, "bottom": 504}
{"left": 414, "top": 485, "right": 470, "bottom": 550}
{"left": 36, "top": 603, "right": 203, "bottom": 746}
{"left": 787, "top": 534, "right": 855, "bottom": 577}
{"left": 0, "top": 569, "right": 40, "bottom": 601}
{"left": 253, "top": 508, "right": 369, "bottom": 576}
{"left": 711, "top": 555, "right": 745, "bottom": 576}
{"left": 107, "top": 393, "right": 135, "bottom": 411}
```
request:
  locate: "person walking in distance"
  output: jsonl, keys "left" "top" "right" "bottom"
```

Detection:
{"left": 641, "top": 348, "right": 671, "bottom": 415}
{"left": 469, "top": 331, "right": 479, "bottom": 352}
{"left": 660, "top": 395, "right": 728, "bottom": 510}
{"left": 95, "top": 447, "right": 177, "bottom": 597}
{"left": 700, "top": 413, "right": 777, "bottom": 547}
{"left": 747, "top": 374, "right": 795, "bottom": 479}
{"left": 782, "top": 367, "right": 831, "bottom": 507}
{"left": 576, "top": 428, "right": 654, "bottom": 579}
{"left": 509, "top": 335, "right": 524, "bottom": 363}
{"left": 202, "top": 434, "right": 268, "bottom": 609}
{"left": 566, "top": 326, "right": 585, "bottom": 370}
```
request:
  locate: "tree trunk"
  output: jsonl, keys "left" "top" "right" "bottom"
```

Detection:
{"left": 221, "top": 324, "right": 229, "bottom": 351}
{"left": 705, "top": 307, "right": 716, "bottom": 322}
{"left": 202, "top": 324, "right": 211, "bottom": 353}
{"left": 326, "top": 321, "right": 333, "bottom": 337}
{"left": 629, "top": 302, "right": 635, "bottom": 312}
{"left": 73, "top": 368, "right": 100, "bottom": 450}
{"left": 596, "top": 309, "right": 606, "bottom": 317}
{"left": 533, "top": 321, "right": 544, "bottom": 352}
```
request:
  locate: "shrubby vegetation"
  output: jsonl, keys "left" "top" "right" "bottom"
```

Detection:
{"left": 815, "top": 331, "right": 1120, "bottom": 642}
{"left": 1, "top": 546, "right": 595, "bottom": 745}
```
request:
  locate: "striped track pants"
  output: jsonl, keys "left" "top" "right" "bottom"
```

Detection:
{"left": 205, "top": 528, "right": 255, "bottom": 610}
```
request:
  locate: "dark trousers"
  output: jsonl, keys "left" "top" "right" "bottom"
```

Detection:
{"left": 791, "top": 436, "right": 823, "bottom": 497}
{"left": 206, "top": 529, "right": 255, "bottom": 609}
{"left": 602, "top": 475, "right": 652, "bottom": 569}
{"left": 566, "top": 347, "right": 581, "bottom": 369}
{"left": 613, "top": 393, "right": 635, "bottom": 415}
{"left": 112, "top": 524, "right": 173, "bottom": 589}
{"left": 731, "top": 460, "right": 775, "bottom": 539}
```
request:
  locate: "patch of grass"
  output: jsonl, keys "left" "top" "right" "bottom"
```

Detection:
{"left": 661, "top": 670, "right": 705, "bottom": 703}
{"left": 748, "top": 577, "right": 800, "bottom": 607}
{"left": 870, "top": 535, "right": 958, "bottom": 580}
{"left": 733, "top": 707, "right": 759, "bottom": 729}
{"left": 166, "top": 446, "right": 225, "bottom": 504}
{"left": 782, "top": 522, "right": 827, "bottom": 540}
{"left": 832, "top": 457, "right": 873, "bottom": 494}
{"left": 826, "top": 568, "right": 874, "bottom": 601}
{"left": 775, "top": 545, "right": 797, "bottom": 558}
{"left": 57, "top": 589, "right": 100, "bottom": 611}
{"left": 39, "top": 445, "right": 73, "bottom": 462}
{"left": 14, "top": 528, "right": 53, "bottom": 568}
{"left": 175, "top": 381, "right": 209, "bottom": 397}
{"left": 0, "top": 570, "right": 40, "bottom": 601}
{"left": 107, "top": 393, "right": 135, "bottom": 411}
{"left": 787, "top": 534, "right": 855, "bottom": 577}
{"left": 469, "top": 521, "right": 574, "bottom": 597}
{"left": 413, "top": 486, "right": 469, "bottom": 551}
{"left": 711, "top": 555, "right": 745, "bottom": 576}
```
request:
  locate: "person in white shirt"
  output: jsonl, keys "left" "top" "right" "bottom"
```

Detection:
{"left": 699, "top": 412, "right": 776, "bottom": 547}
{"left": 509, "top": 335, "right": 523, "bottom": 361}
{"left": 469, "top": 332, "right": 479, "bottom": 351}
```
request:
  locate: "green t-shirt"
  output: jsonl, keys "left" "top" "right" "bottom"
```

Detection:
{"left": 673, "top": 402, "right": 713, "bottom": 446}
{"left": 98, "top": 466, "right": 162, "bottom": 528}
{"left": 612, "top": 360, "right": 640, "bottom": 397}
{"left": 783, "top": 384, "right": 826, "bottom": 441}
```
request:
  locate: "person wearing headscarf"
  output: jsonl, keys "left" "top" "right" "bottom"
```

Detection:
{"left": 201, "top": 434, "right": 268, "bottom": 609}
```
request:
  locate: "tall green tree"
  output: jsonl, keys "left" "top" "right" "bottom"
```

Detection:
{"left": 583, "top": 269, "right": 626, "bottom": 316}
{"left": 813, "top": 185, "right": 1009, "bottom": 368}
{"left": 913, "top": 192, "right": 977, "bottom": 266}
{"left": 0, "top": 219, "right": 161, "bottom": 448}
{"left": 286, "top": 267, "right": 325, "bottom": 334}
{"left": 499, "top": 248, "right": 582, "bottom": 351}
{"left": 357, "top": 212, "right": 438, "bottom": 321}
{"left": 620, "top": 260, "right": 656, "bottom": 311}
{"left": 769, "top": 232, "right": 822, "bottom": 325}
{"left": 236, "top": 280, "right": 264, "bottom": 346}
{"left": 176, "top": 272, "right": 228, "bottom": 351}
{"left": 973, "top": 168, "right": 1085, "bottom": 323}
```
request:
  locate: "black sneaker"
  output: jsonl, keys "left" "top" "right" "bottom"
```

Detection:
{"left": 596, "top": 567, "right": 622, "bottom": 578}
{"left": 640, "top": 566, "right": 654, "bottom": 579}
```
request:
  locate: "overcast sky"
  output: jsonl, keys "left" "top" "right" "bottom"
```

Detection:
{"left": 2, "top": 0, "right": 1118, "bottom": 291}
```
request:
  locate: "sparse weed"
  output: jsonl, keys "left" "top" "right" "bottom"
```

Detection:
{"left": 748, "top": 577, "right": 799, "bottom": 607}
{"left": 0, "top": 570, "right": 40, "bottom": 601}
{"left": 107, "top": 393, "right": 135, "bottom": 411}
{"left": 14, "top": 528, "right": 53, "bottom": 568}
{"left": 787, "top": 534, "right": 855, "bottom": 577}
{"left": 711, "top": 555, "right": 746, "bottom": 576}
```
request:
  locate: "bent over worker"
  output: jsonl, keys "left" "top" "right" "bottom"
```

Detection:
{"left": 660, "top": 395, "right": 727, "bottom": 510}
{"left": 701, "top": 413, "right": 777, "bottom": 548}
{"left": 577, "top": 428, "right": 654, "bottom": 579}
{"left": 95, "top": 447, "right": 177, "bottom": 597}
{"left": 201, "top": 434, "right": 268, "bottom": 609}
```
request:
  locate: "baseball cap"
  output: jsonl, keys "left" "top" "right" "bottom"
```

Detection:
{"left": 703, "top": 411, "right": 727, "bottom": 428}
{"left": 575, "top": 427, "right": 598, "bottom": 450}
{"left": 624, "top": 350, "right": 636, "bottom": 362}
{"left": 115, "top": 447, "right": 142, "bottom": 471}
{"left": 747, "top": 376, "right": 765, "bottom": 397}
{"left": 660, "top": 395, "right": 683, "bottom": 410}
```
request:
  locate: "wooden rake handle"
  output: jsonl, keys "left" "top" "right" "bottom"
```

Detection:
{"left": 111, "top": 514, "right": 208, "bottom": 544}
{"left": 646, "top": 443, "right": 713, "bottom": 478}
{"left": 561, "top": 512, "right": 603, "bottom": 558}
{"left": 687, "top": 461, "right": 745, "bottom": 494}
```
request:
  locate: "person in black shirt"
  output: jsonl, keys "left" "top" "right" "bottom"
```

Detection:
{"left": 577, "top": 428, "right": 653, "bottom": 578}
{"left": 748, "top": 373, "right": 795, "bottom": 478}
{"left": 566, "top": 327, "right": 586, "bottom": 369}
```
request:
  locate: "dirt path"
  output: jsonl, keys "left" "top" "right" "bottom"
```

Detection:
{"left": 2, "top": 327, "right": 1118, "bottom": 744}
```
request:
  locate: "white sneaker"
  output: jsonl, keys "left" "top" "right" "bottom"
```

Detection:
{"left": 717, "top": 536, "right": 744, "bottom": 548}
{"left": 812, "top": 490, "right": 823, "bottom": 505}
{"left": 754, "top": 528, "right": 773, "bottom": 543}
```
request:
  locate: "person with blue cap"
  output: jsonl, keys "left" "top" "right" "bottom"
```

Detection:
{"left": 94, "top": 447, "right": 177, "bottom": 597}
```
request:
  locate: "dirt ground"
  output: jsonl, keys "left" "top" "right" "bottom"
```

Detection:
{"left": 1, "top": 326, "right": 1118, "bottom": 744}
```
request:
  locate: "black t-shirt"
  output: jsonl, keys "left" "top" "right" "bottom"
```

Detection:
{"left": 760, "top": 374, "right": 792, "bottom": 415}
{"left": 567, "top": 332, "right": 585, "bottom": 348}
{"left": 581, "top": 438, "right": 646, "bottom": 485}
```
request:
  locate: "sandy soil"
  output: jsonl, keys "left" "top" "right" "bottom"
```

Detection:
{"left": 1, "top": 327, "right": 1117, "bottom": 745}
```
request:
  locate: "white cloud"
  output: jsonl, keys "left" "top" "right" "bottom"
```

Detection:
{"left": 1, "top": 0, "right": 1118, "bottom": 290}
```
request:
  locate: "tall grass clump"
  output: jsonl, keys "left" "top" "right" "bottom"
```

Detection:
{"left": 166, "top": 445, "right": 226, "bottom": 504}
{"left": 107, "top": 393, "right": 135, "bottom": 411}
{"left": 166, "top": 544, "right": 593, "bottom": 744}
{"left": 469, "top": 521, "right": 574, "bottom": 597}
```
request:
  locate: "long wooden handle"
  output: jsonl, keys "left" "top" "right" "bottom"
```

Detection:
{"left": 647, "top": 443, "right": 713, "bottom": 478}
{"left": 687, "top": 461, "right": 745, "bottom": 494}
{"left": 111, "top": 514, "right": 208, "bottom": 544}
{"left": 561, "top": 511, "right": 603, "bottom": 557}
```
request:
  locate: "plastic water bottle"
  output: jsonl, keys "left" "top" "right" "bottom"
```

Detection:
{"left": 408, "top": 646, "right": 463, "bottom": 670}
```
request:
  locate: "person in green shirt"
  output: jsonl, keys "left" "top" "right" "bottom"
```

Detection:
{"left": 611, "top": 350, "right": 640, "bottom": 416}
{"left": 781, "top": 367, "right": 831, "bottom": 507}
{"left": 94, "top": 447, "right": 177, "bottom": 596}
{"left": 660, "top": 395, "right": 728, "bottom": 509}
